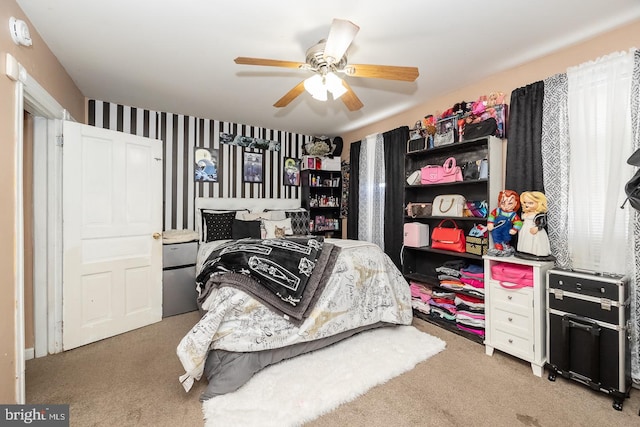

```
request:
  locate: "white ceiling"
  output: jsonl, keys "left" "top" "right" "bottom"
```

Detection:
{"left": 15, "top": 0, "right": 640, "bottom": 137}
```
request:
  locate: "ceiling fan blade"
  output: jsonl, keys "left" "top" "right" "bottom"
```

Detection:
{"left": 345, "top": 64, "right": 419, "bottom": 82}
{"left": 323, "top": 19, "right": 360, "bottom": 64}
{"left": 234, "top": 57, "right": 306, "bottom": 69}
{"left": 273, "top": 81, "right": 306, "bottom": 108}
{"left": 340, "top": 80, "right": 363, "bottom": 111}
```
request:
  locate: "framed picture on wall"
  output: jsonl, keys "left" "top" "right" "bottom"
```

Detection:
{"left": 243, "top": 150, "right": 263, "bottom": 183}
{"left": 194, "top": 147, "right": 219, "bottom": 182}
{"left": 283, "top": 157, "right": 300, "bottom": 186}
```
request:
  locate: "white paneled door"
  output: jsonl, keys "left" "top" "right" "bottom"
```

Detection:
{"left": 62, "top": 121, "right": 163, "bottom": 350}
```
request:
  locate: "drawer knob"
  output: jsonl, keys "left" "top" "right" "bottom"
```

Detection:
{"left": 601, "top": 287, "right": 606, "bottom": 294}
{"left": 508, "top": 339, "right": 513, "bottom": 344}
{"left": 508, "top": 296, "right": 513, "bottom": 300}
{"left": 508, "top": 317, "right": 513, "bottom": 322}
{"left": 153, "top": 232, "right": 161, "bottom": 240}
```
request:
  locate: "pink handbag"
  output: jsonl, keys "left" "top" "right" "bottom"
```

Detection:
{"left": 490, "top": 262, "right": 533, "bottom": 288}
{"left": 420, "top": 157, "right": 463, "bottom": 185}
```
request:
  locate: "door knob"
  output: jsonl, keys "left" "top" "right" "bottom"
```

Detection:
{"left": 153, "top": 232, "right": 161, "bottom": 240}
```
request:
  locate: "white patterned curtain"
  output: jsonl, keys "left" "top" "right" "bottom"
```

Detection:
{"left": 542, "top": 73, "right": 571, "bottom": 268}
{"left": 358, "top": 133, "right": 385, "bottom": 249}
{"left": 543, "top": 49, "right": 640, "bottom": 384}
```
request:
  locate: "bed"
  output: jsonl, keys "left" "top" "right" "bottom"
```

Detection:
{"left": 177, "top": 197, "right": 413, "bottom": 401}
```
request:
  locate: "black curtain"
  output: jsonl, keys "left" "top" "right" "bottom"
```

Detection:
{"left": 505, "top": 81, "right": 545, "bottom": 195}
{"left": 347, "top": 141, "right": 361, "bottom": 240}
{"left": 383, "top": 126, "right": 409, "bottom": 268}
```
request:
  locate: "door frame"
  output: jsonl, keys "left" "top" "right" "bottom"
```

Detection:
{"left": 6, "top": 53, "right": 72, "bottom": 404}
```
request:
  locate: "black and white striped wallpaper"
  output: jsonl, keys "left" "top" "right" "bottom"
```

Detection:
{"left": 87, "top": 99, "right": 309, "bottom": 231}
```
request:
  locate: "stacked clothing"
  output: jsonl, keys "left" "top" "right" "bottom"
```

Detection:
{"left": 429, "top": 289, "right": 456, "bottom": 321}
{"left": 409, "top": 281, "right": 432, "bottom": 314}
{"left": 435, "top": 260, "right": 467, "bottom": 293}
{"left": 416, "top": 260, "right": 486, "bottom": 337}
{"left": 455, "top": 293, "right": 486, "bottom": 337}
{"left": 459, "top": 264, "right": 485, "bottom": 297}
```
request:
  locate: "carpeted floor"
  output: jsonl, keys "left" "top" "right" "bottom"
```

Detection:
{"left": 26, "top": 312, "right": 640, "bottom": 426}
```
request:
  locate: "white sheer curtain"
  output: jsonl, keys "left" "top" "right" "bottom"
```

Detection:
{"left": 358, "top": 133, "right": 385, "bottom": 248}
{"left": 566, "top": 51, "right": 635, "bottom": 274}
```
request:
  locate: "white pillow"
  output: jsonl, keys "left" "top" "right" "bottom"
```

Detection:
{"left": 266, "top": 210, "right": 287, "bottom": 220}
{"left": 243, "top": 211, "right": 286, "bottom": 221}
{"left": 263, "top": 218, "right": 293, "bottom": 238}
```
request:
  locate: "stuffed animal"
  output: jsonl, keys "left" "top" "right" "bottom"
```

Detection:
{"left": 486, "top": 92, "right": 505, "bottom": 107}
{"left": 452, "top": 101, "right": 470, "bottom": 115}
{"left": 423, "top": 115, "right": 437, "bottom": 135}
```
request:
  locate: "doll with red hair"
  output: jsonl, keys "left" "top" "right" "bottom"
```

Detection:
{"left": 487, "top": 190, "right": 522, "bottom": 256}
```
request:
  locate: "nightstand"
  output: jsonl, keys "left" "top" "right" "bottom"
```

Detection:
{"left": 162, "top": 240, "right": 198, "bottom": 317}
{"left": 484, "top": 255, "right": 555, "bottom": 377}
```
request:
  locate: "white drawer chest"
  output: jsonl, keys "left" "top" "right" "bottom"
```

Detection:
{"left": 483, "top": 255, "right": 555, "bottom": 377}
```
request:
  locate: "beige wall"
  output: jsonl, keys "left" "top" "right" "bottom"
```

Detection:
{"left": 341, "top": 19, "right": 640, "bottom": 157}
{"left": 0, "top": 0, "right": 84, "bottom": 403}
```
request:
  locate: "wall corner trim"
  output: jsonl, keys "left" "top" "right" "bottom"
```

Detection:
{"left": 5, "top": 53, "right": 26, "bottom": 82}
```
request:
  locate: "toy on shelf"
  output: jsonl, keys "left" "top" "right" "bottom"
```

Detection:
{"left": 486, "top": 189, "right": 522, "bottom": 257}
{"left": 515, "top": 191, "right": 555, "bottom": 261}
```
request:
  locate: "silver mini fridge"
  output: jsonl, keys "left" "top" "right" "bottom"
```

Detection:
{"left": 162, "top": 241, "right": 198, "bottom": 317}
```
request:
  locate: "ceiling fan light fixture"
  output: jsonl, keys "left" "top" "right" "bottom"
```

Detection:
{"left": 325, "top": 72, "right": 347, "bottom": 99}
{"left": 303, "top": 74, "right": 327, "bottom": 101}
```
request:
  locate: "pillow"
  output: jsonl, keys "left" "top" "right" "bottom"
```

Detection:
{"left": 285, "top": 209, "right": 311, "bottom": 235}
{"left": 202, "top": 209, "right": 248, "bottom": 220}
{"left": 242, "top": 211, "right": 286, "bottom": 221}
{"left": 263, "top": 218, "right": 293, "bottom": 238}
{"left": 231, "top": 219, "right": 262, "bottom": 239}
{"left": 202, "top": 211, "right": 236, "bottom": 242}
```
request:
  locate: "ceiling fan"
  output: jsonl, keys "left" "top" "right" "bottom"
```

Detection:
{"left": 234, "top": 19, "right": 419, "bottom": 112}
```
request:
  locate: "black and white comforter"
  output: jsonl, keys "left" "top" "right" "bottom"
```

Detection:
{"left": 196, "top": 236, "right": 340, "bottom": 321}
{"left": 177, "top": 238, "right": 412, "bottom": 393}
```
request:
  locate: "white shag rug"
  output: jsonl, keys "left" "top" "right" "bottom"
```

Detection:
{"left": 202, "top": 325, "right": 446, "bottom": 427}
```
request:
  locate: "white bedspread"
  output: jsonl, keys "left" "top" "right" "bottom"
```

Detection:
{"left": 177, "top": 238, "right": 412, "bottom": 391}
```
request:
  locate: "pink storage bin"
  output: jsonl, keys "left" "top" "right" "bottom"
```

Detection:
{"left": 491, "top": 262, "right": 533, "bottom": 288}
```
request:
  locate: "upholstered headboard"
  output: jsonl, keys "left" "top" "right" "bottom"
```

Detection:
{"left": 195, "top": 197, "right": 301, "bottom": 241}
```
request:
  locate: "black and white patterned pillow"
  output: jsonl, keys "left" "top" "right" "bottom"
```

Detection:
{"left": 202, "top": 211, "right": 236, "bottom": 242}
{"left": 285, "top": 210, "right": 310, "bottom": 235}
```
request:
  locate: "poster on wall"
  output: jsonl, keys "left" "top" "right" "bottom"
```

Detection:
{"left": 194, "top": 147, "right": 219, "bottom": 182}
{"left": 220, "top": 132, "right": 280, "bottom": 151}
{"left": 243, "top": 150, "right": 264, "bottom": 183}
{"left": 283, "top": 157, "right": 300, "bottom": 186}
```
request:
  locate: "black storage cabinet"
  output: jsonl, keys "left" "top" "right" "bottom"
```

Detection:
{"left": 546, "top": 269, "right": 631, "bottom": 410}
